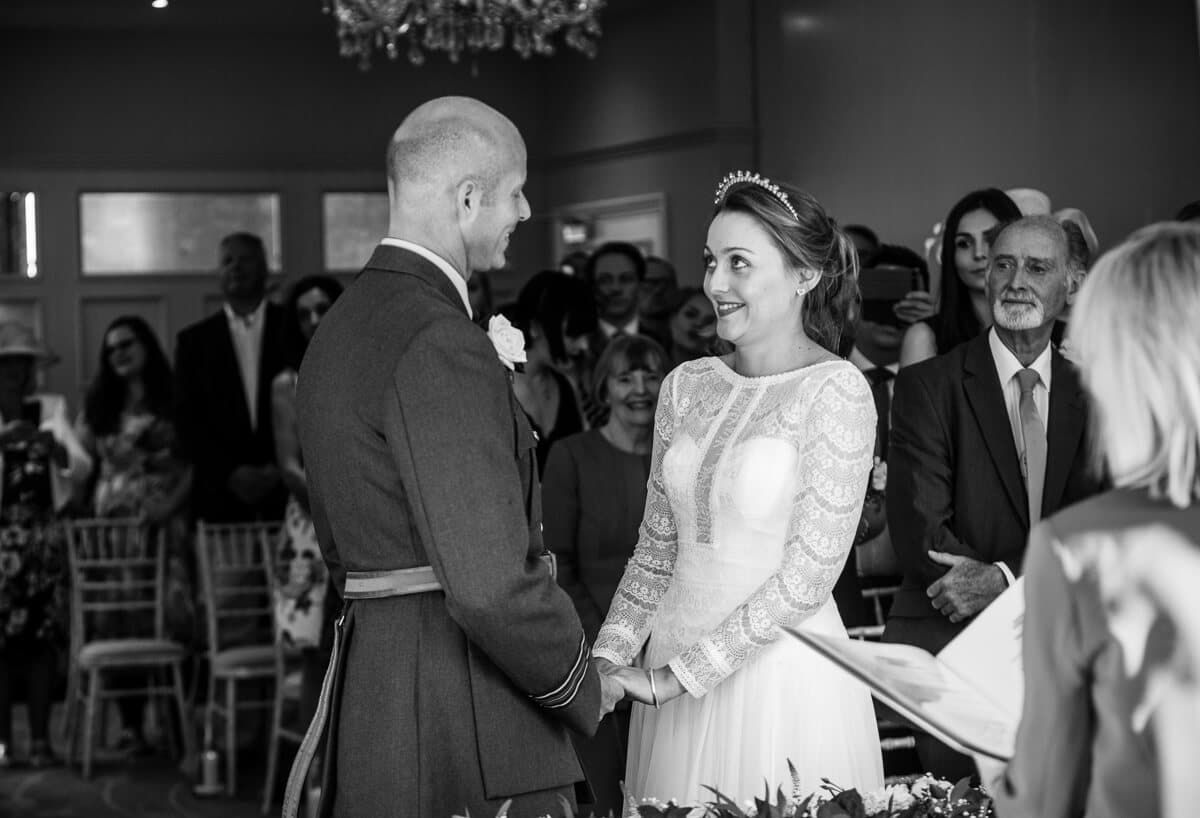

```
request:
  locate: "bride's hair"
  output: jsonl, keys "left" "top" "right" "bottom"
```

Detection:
{"left": 714, "top": 179, "right": 860, "bottom": 354}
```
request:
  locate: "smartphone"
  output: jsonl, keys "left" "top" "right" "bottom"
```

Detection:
{"left": 20, "top": 399, "right": 42, "bottom": 426}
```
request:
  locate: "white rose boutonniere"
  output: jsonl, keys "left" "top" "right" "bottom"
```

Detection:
{"left": 871, "top": 456, "right": 888, "bottom": 492}
{"left": 487, "top": 314, "right": 527, "bottom": 372}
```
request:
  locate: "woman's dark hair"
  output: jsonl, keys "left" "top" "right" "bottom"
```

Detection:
{"left": 515, "top": 270, "right": 596, "bottom": 362}
{"left": 84, "top": 315, "right": 173, "bottom": 437}
{"left": 592, "top": 333, "right": 669, "bottom": 408}
{"left": 1175, "top": 199, "right": 1200, "bottom": 223}
{"left": 714, "top": 180, "right": 859, "bottom": 354}
{"left": 285, "top": 274, "right": 344, "bottom": 365}
{"left": 935, "top": 188, "right": 1022, "bottom": 352}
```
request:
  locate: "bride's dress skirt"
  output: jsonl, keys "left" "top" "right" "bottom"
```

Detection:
{"left": 626, "top": 597, "right": 883, "bottom": 806}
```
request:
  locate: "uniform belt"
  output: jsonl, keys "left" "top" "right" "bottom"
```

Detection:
{"left": 342, "top": 566, "right": 442, "bottom": 599}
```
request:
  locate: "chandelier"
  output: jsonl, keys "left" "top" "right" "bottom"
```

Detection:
{"left": 322, "top": 0, "right": 606, "bottom": 69}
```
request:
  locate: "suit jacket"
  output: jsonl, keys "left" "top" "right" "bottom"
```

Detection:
{"left": 883, "top": 332, "right": 1102, "bottom": 653}
{"left": 996, "top": 488, "right": 1200, "bottom": 818}
{"left": 173, "top": 303, "right": 291, "bottom": 523}
{"left": 296, "top": 245, "right": 601, "bottom": 817}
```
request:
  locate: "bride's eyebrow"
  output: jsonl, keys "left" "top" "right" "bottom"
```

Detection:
{"left": 718, "top": 245, "right": 756, "bottom": 256}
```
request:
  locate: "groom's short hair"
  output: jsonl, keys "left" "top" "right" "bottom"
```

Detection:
{"left": 386, "top": 101, "right": 518, "bottom": 203}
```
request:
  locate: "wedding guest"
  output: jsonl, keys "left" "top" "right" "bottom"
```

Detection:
{"left": 844, "top": 224, "right": 882, "bottom": 267}
{"left": 993, "top": 222, "right": 1200, "bottom": 818}
{"left": 583, "top": 242, "right": 669, "bottom": 357}
{"left": 899, "top": 189, "right": 1022, "bottom": 367}
{"left": 270, "top": 276, "right": 343, "bottom": 725}
{"left": 76, "top": 315, "right": 193, "bottom": 753}
{"left": 638, "top": 255, "right": 679, "bottom": 345}
{"left": 0, "top": 323, "right": 91, "bottom": 768}
{"left": 664, "top": 287, "right": 717, "bottom": 368}
{"left": 543, "top": 333, "right": 668, "bottom": 818}
{"left": 173, "top": 232, "right": 293, "bottom": 523}
{"left": 883, "top": 215, "right": 1103, "bottom": 780}
{"left": 1049, "top": 208, "right": 1098, "bottom": 354}
{"left": 501, "top": 271, "right": 593, "bottom": 471}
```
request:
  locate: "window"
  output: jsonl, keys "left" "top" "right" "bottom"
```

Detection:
{"left": 79, "top": 192, "right": 281, "bottom": 275}
{"left": 323, "top": 192, "right": 389, "bottom": 272}
{"left": 1, "top": 192, "right": 38, "bottom": 278}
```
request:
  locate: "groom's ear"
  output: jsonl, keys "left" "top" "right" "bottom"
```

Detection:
{"left": 456, "top": 177, "right": 483, "bottom": 226}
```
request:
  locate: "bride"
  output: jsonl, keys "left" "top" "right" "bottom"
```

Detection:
{"left": 593, "top": 172, "right": 885, "bottom": 805}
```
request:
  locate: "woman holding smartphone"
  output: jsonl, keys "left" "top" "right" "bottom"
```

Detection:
{"left": 0, "top": 323, "right": 91, "bottom": 768}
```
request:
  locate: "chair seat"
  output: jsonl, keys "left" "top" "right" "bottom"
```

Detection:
{"left": 212, "top": 644, "right": 276, "bottom": 677}
{"left": 79, "top": 638, "right": 185, "bottom": 669}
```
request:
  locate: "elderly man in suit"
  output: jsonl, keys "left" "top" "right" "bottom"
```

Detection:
{"left": 283, "top": 97, "right": 624, "bottom": 818}
{"left": 883, "top": 215, "right": 1104, "bottom": 779}
{"left": 174, "top": 232, "right": 291, "bottom": 523}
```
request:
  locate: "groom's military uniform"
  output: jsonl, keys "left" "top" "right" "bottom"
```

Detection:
{"left": 290, "top": 245, "right": 600, "bottom": 818}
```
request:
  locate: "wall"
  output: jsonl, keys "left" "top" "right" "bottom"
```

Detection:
{"left": 756, "top": 0, "right": 1200, "bottom": 254}
{"left": 540, "top": 0, "right": 758, "bottom": 284}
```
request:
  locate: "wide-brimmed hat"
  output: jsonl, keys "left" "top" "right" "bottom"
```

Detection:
{"left": 0, "top": 322, "right": 59, "bottom": 365}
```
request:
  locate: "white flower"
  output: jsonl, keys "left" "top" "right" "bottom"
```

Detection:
{"left": 487, "top": 315, "right": 527, "bottom": 371}
{"left": 866, "top": 784, "right": 914, "bottom": 812}
{"left": 871, "top": 458, "right": 888, "bottom": 492}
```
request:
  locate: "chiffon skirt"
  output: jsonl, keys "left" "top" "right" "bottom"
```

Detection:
{"left": 624, "top": 601, "right": 884, "bottom": 807}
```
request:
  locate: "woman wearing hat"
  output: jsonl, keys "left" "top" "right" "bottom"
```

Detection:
{"left": 0, "top": 322, "right": 91, "bottom": 767}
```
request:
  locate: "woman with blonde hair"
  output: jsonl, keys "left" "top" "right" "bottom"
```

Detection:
{"left": 993, "top": 222, "right": 1200, "bottom": 818}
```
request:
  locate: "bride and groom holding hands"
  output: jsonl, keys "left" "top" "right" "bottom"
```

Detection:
{"left": 282, "top": 96, "right": 883, "bottom": 818}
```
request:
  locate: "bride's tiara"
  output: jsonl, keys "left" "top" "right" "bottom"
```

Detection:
{"left": 713, "top": 171, "right": 800, "bottom": 223}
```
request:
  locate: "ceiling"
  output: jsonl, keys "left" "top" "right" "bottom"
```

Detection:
{"left": 0, "top": 0, "right": 636, "bottom": 32}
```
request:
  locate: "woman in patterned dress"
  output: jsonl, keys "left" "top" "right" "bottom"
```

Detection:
{"left": 0, "top": 322, "right": 91, "bottom": 767}
{"left": 593, "top": 175, "right": 884, "bottom": 804}
{"left": 76, "top": 315, "right": 192, "bottom": 753}
{"left": 270, "top": 275, "right": 343, "bottom": 724}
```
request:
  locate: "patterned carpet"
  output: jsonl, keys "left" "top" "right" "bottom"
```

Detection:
{"left": 0, "top": 705, "right": 282, "bottom": 818}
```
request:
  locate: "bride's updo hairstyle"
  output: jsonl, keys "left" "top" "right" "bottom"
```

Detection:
{"left": 712, "top": 172, "right": 860, "bottom": 354}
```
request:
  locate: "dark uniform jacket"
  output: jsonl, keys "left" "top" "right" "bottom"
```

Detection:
{"left": 296, "top": 245, "right": 600, "bottom": 818}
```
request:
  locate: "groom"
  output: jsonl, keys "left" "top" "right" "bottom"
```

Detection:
{"left": 285, "top": 97, "right": 623, "bottom": 818}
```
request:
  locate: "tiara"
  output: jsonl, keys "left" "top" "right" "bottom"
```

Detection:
{"left": 713, "top": 170, "right": 800, "bottom": 223}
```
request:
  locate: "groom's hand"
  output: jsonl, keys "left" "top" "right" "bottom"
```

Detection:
{"left": 594, "top": 659, "right": 625, "bottom": 719}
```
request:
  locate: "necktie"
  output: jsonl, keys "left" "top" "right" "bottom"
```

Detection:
{"left": 863, "top": 367, "right": 895, "bottom": 458}
{"left": 1015, "top": 368, "right": 1047, "bottom": 525}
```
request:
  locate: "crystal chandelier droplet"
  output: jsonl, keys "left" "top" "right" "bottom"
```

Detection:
{"left": 321, "top": 0, "right": 606, "bottom": 69}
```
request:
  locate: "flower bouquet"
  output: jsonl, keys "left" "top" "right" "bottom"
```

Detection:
{"left": 460, "top": 768, "right": 995, "bottom": 818}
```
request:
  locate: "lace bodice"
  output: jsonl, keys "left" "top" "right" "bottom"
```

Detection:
{"left": 593, "top": 356, "right": 876, "bottom": 696}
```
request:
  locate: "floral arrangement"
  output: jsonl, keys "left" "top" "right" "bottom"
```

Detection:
{"left": 459, "top": 770, "right": 995, "bottom": 818}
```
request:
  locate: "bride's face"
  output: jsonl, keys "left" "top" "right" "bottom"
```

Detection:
{"left": 703, "top": 210, "right": 802, "bottom": 348}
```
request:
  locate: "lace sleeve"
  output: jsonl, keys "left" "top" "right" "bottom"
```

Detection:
{"left": 592, "top": 368, "right": 681, "bottom": 665}
{"left": 668, "top": 367, "right": 876, "bottom": 696}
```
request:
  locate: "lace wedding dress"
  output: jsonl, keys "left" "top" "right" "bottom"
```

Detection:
{"left": 593, "top": 357, "right": 884, "bottom": 805}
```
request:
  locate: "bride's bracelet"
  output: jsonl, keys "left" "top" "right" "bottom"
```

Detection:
{"left": 647, "top": 668, "right": 661, "bottom": 709}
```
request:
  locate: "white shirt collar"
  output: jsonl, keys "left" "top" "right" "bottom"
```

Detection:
{"left": 380, "top": 238, "right": 472, "bottom": 318}
{"left": 600, "top": 317, "right": 639, "bottom": 338}
{"left": 988, "top": 326, "right": 1053, "bottom": 392}
{"left": 223, "top": 298, "right": 266, "bottom": 328}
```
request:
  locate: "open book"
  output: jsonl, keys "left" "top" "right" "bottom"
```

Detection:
{"left": 785, "top": 579, "right": 1025, "bottom": 761}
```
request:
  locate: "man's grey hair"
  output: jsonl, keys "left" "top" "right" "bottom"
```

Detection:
{"left": 986, "top": 215, "right": 1090, "bottom": 274}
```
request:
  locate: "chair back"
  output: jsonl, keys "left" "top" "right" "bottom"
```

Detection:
{"left": 64, "top": 518, "right": 164, "bottom": 648}
{"left": 195, "top": 520, "right": 280, "bottom": 655}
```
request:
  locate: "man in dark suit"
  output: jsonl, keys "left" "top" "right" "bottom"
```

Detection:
{"left": 173, "top": 232, "right": 290, "bottom": 523}
{"left": 883, "top": 215, "right": 1104, "bottom": 779}
{"left": 284, "top": 97, "right": 623, "bottom": 818}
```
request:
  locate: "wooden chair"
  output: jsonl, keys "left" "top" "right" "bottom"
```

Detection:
{"left": 63, "top": 518, "right": 194, "bottom": 779}
{"left": 261, "top": 554, "right": 313, "bottom": 814}
{"left": 195, "top": 520, "right": 281, "bottom": 797}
